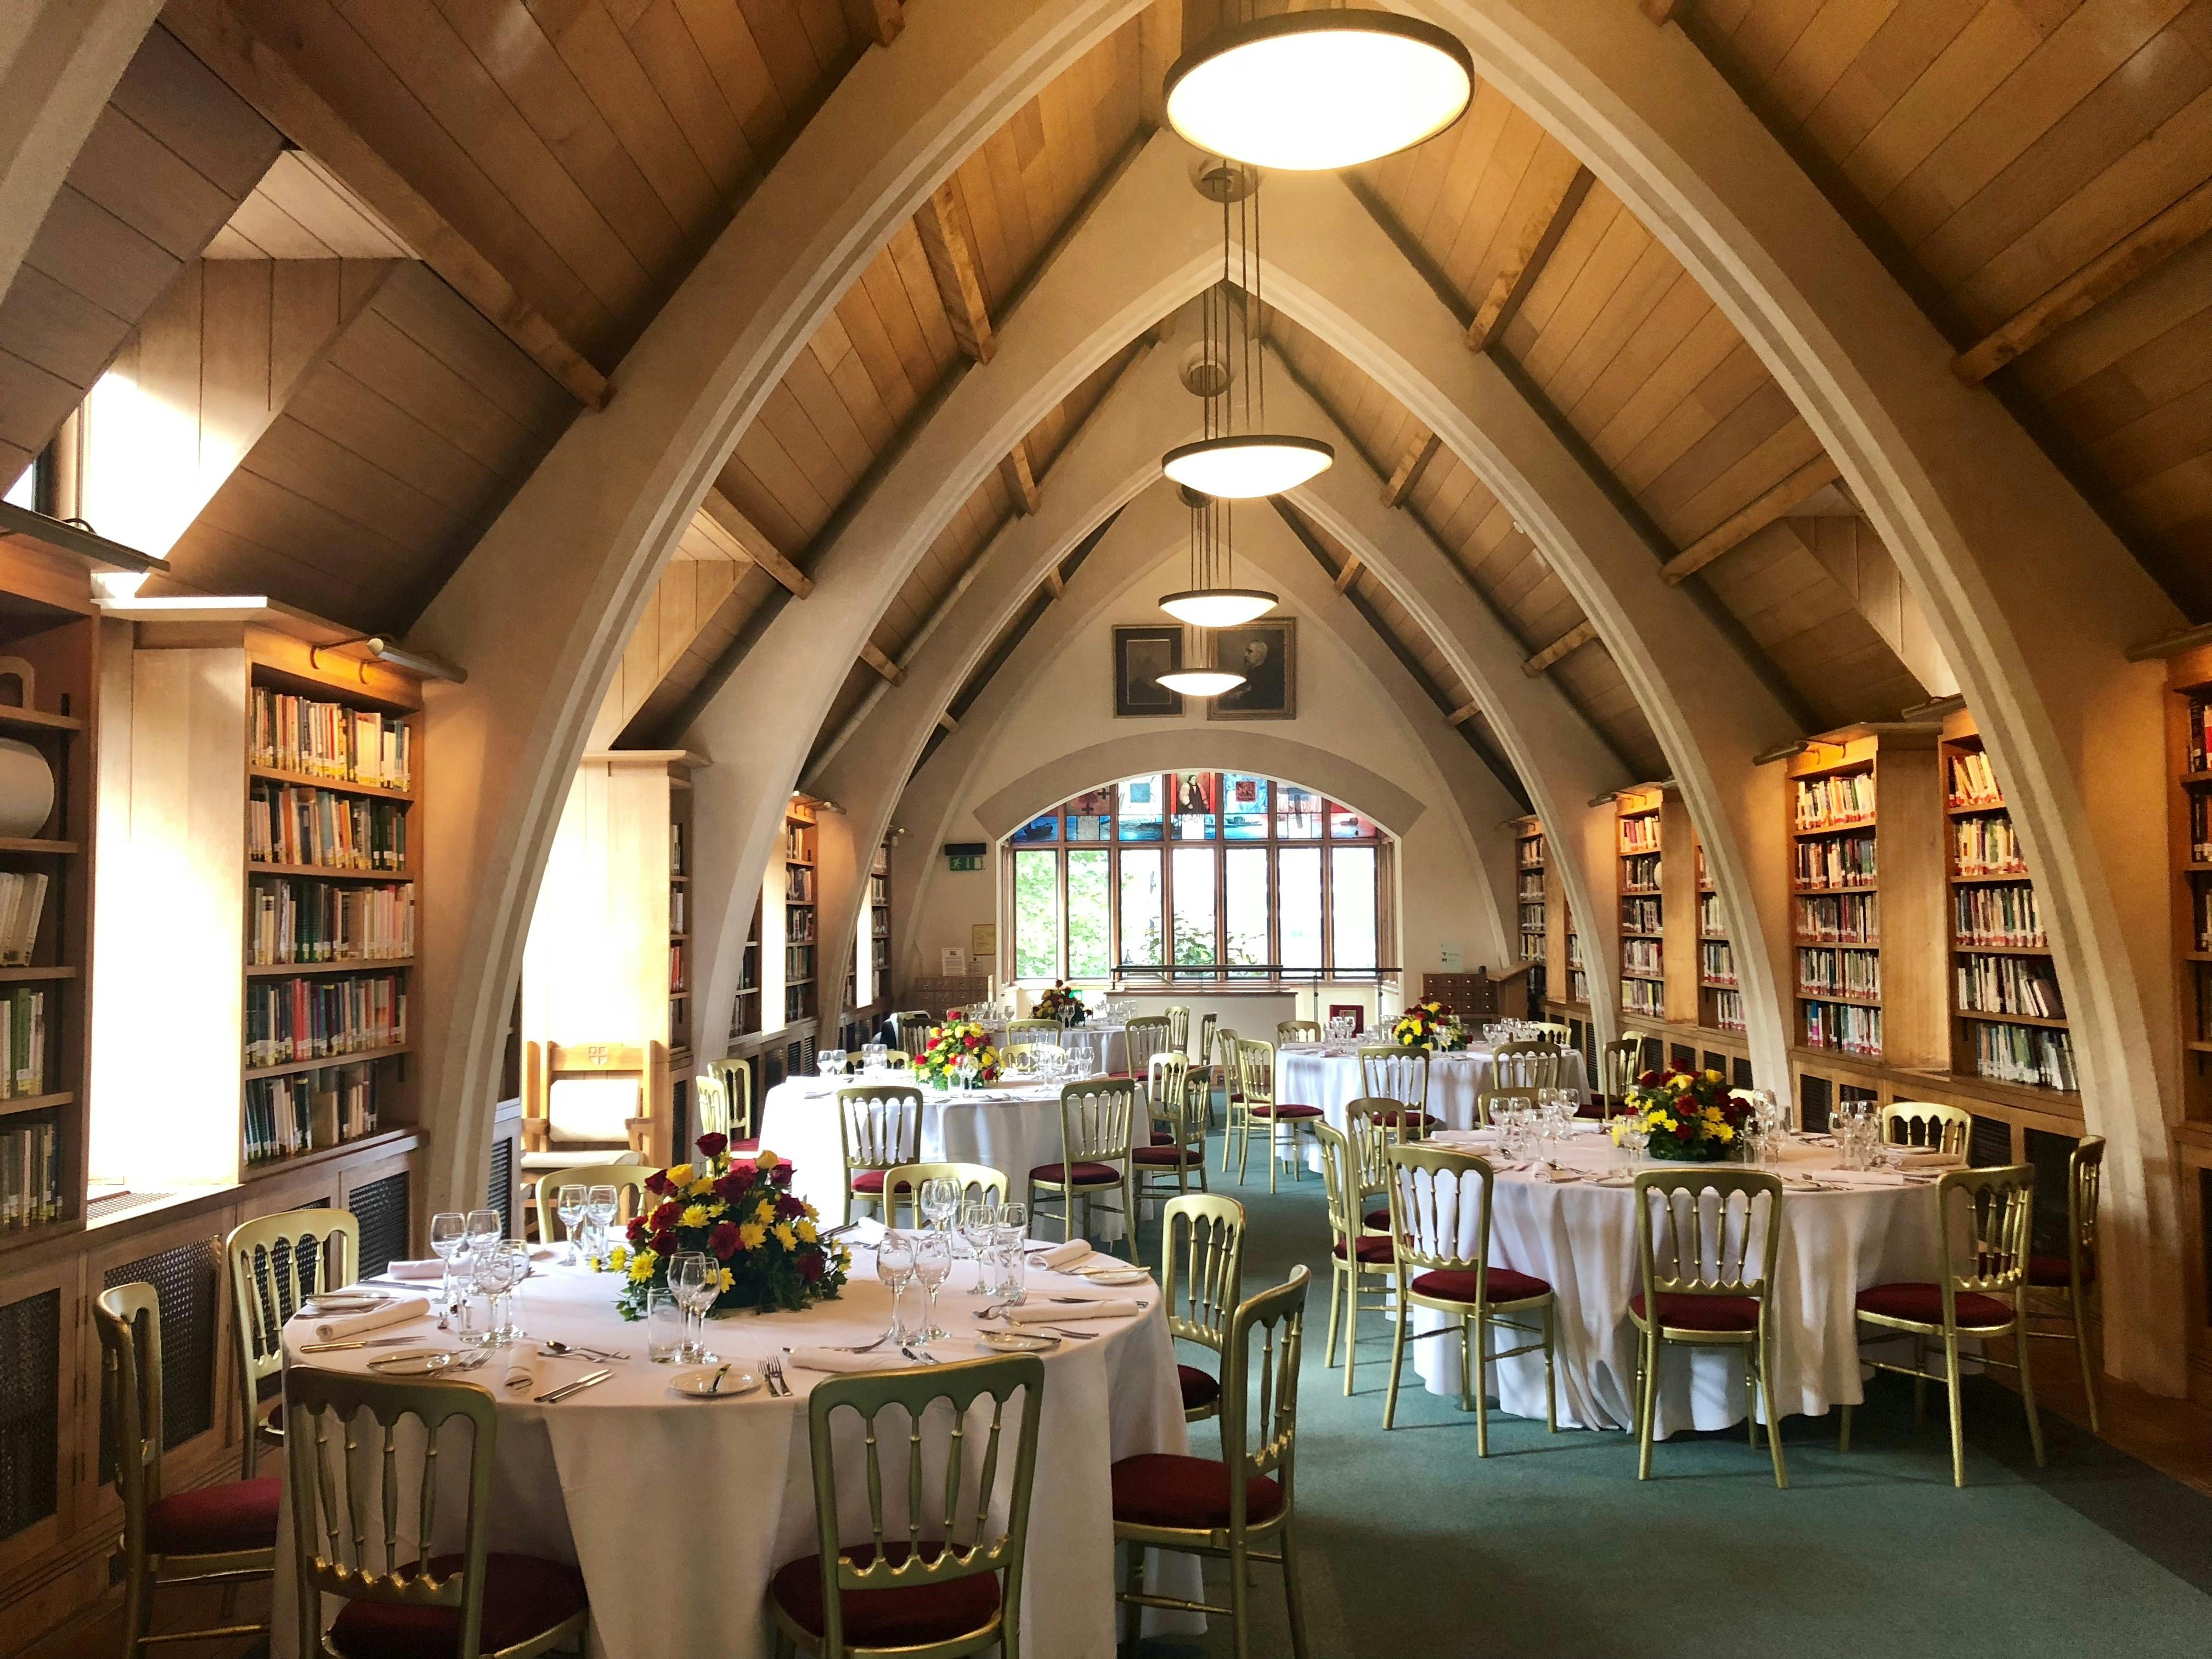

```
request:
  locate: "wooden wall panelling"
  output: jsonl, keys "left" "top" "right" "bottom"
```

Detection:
{"left": 208, "top": 150, "right": 415, "bottom": 261}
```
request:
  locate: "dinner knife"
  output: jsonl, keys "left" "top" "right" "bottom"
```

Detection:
{"left": 534, "top": 1368, "right": 612, "bottom": 1403}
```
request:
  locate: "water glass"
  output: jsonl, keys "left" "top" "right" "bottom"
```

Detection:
{"left": 465, "top": 1207, "right": 503, "bottom": 1255}
{"left": 556, "top": 1185, "right": 586, "bottom": 1266}
{"left": 961, "top": 1200, "right": 1000, "bottom": 1294}
{"left": 645, "top": 1289, "right": 686, "bottom": 1362}
{"left": 861, "top": 1041, "right": 889, "bottom": 1075}
{"left": 877, "top": 1232, "right": 919, "bottom": 1344}
{"left": 669, "top": 1251, "right": 718, "bottom": 1363}
{"left": 585, "top": 1184, "right": 618, "bottom": 1261}
{"left": 920, "top": 1177, "right": 960, "bottom": 1234}
{"left": 913, "top": 1231, "right": 952, "bottom": 1340}
{"left": 430, "top": 1212, "right": 467, "bottom": 1332}
{"left": 990, "top": 1225, "right": 1028, "bottom": 1306}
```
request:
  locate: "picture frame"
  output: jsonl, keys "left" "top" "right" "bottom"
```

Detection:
{"left": 1207, "top": 617, "right": 1297, "bottom": 720}
{"left": 1113, "top": 625, "right": 1186, "bottom": 718}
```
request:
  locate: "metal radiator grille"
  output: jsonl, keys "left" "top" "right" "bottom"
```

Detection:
{"left": 349, "top": 1173, "right": 410, "bottom": 1278}
{"left": 1970, "top": 1114, "right": 2012, "bottom": 1170}
{"left": 1731, "top": 1056, "right": 1753, "bottom": 1090}
{"left": 102, "top": 1241, "right": 219, "bottom": 1468}
{"left": 1798, "top": 1075, "right": 1833, "bottom": 1133}
{"left": 0, "top": 1289, "right": 60, "bottom": 1542}
{"left": 2024, "top": 1127, "right": 2078, "bottom": 1257}
{"left": 487, "top": 1133, "right": 514, "bottom": 1240}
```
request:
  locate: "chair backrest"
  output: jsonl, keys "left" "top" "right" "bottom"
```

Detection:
{"left": 1003, "top": 1042, "right": 1061, "bottom": 1076}
{"left": 1195, "top": 1012, "right": 1218, "bottom": 1069}
{"left": 1277, "top": 1020, "right": 1321, "bottom": 1046}
{"left": 1006, "top": 1018, "right": 1058, "bottom": 1041}
{"left": 838, "top": 1084, "right": 923, "bottom": 1171}
{"left": 1161, "top": 1194, "right": 1246, "bottom": 1357}
{"left": 692, "top": 1071, "right": 730, "bottom": 1142}
{"left": 523, "top": 1039, "right": 664, "bottom": 1153}
{"left": 1882, "top": 1101, "right": 1971, "bottom": 1156}
{"left": 1938, "top": 1165, "right": 2036, "bottom": 1305}
{"left": 1145, "top": 1051, "right": 1191, "bottom": 1120}
{"left": 533, "top": 1161, "right": 657, "bottom": 1245}
{"left": 803, "top": 1356, "right": 1044, "bottom": 1654}
{"left": 227, "top": 1208, "right": 360, "bottom": 1471}
{"left": 1358, "top": 1045, "right": 1427, "bottom": 1109}
{"left": 1527, "top": 1020, "right": 1572, "bottom": 1044}
{"left": 888, "top": 1011, "right": 934, "bottom": 1057}
{"left": 1599, "top": 1034, "right": 1644, "bottom": 1106}
{"left": 1165, "top": 1006, "right": 1190, "bottom": 1052}
{"left": 1125, "top": 1015, "right": 1174, "bottom": 1076}
{"left": 1214, "top": 1026, "right": 1243, "bottom": 1097}
{"left": 1235, "top": 1039, "right": 1276, "bottom": 1107}
{"left": 1220, "top": 1268, "right": 1309, "bottom": 1525}
{"left": 1312, "top": 1123, "right": 1360, "bottom": 1249}
{"left": 283, "top": 1367, "right": 502, "bottom": 1659}
{"left": 93, "top": 1284, "right": 166, "bottom": 1535}
{"left": 1345, "top": 1098, "right": 1423, "bottom": 1197}
{"left": 1476, "top": 1088, "right": 1539, "bottom": 1128}
{"left": 1057, "top": 1079, "right": 1137, "bottom": 1163}
{"left": 2069, "top": 1136, "right": 2106, "bottom": 1272}
{"left": 1383, "top": 1143, "right": 1496, "bottom": 1278}
{"left": 1632, "top": 1169, "right": 1784, "bottom": 1308}
{"left": 1492, "top": 1040, "right": 1563, "bottom": 1092}
{"left": 707, "top": 1059, "right": 757, "bottom": 1142}
{"left": 881, "top": 1161, "right": 1009, "bottom": 1223}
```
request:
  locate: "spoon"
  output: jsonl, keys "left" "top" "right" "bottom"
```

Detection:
{"left": 540, "top": 1340, "right": 629, "bottom": 1361}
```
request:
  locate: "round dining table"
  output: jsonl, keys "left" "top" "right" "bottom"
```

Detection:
{"left": 975, "top": 1019, "right": 1131, "bottom": 1077}
{"left": 1397, "top": 1127, "right": 1954, "bottom": 1435}
{"left": 1277, "top": 1042, "right": 1591, "bottom": 1177}
{"left": 758, "top": 1074, "right": 1127, "bottom": 1238}
{"left": 274, "top": 1250, "right": 1200, "bottom": 1659}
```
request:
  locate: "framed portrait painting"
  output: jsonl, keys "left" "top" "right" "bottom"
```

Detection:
{"left": 1207, "top": 618, "right": 1296, "bottom": 719}
{"left": 1114, "top": 625, "right": 1185, "bottom": 717}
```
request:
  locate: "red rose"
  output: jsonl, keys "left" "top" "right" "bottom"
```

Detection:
{"left": 771, "top": 1161, "right": 794, "bottom": 1186}
{"left": 776, "top": 1194, "right": 806, "bottom": 1221}
{"left": 651, "top": 1200, "right": 682, "bottom": 1232}
{"left": 713, "top": 1170, "right": 750, "bottom": 1203}
{"left": 1637, "top": 1070, "right": 1658, "bottom": 1087}
{"left": 645, "top": 1170, "right": 670, "bottom": 1196}
{"left": 627, "top": 1216, "right": 649, "bottom": 1243}
{"left": 651, "top": 1231, "right": 677, "bottom": 1256}
{"left": 798, "top": 1251, "right": 825, "bottom": 1283}
{"left": 708, "top": 1220, "right": 741, "bottom": 1260}
{"left": 697, "top": 1131, "right": 729, "bottom": 1160}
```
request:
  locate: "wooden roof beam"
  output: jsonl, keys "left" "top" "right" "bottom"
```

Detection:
{"left": 1334, "top": 553, "right": 1363, "bottom": 593}
{"left": 1446, "top": 699, "right": 1484, "bottom": 725}
{"left": 699, "top": 488, "right": 814, "bottom": 597}
{"left": 1467, "top": 165, "right": 1594, "bottom": 352}
{"left": 840, "top": 0, "right": 905, "bottom": 49}
{"left": 1523, "top": 619, "right": 1596, "bottom": 675}
{"left": 936, "top": 710, "right": 958, "bottom": 733}
{"left": 1000, "top": 438, "right": 1041, "bottom": 513}
{"left": 915, "top": 178, "right": 996, "bottom": 364}
{"left": 859, "top": 641, "right": 904, "bottom": 684}
{"left": 1658, "top": 455, "right": 1841, "bottom": 583}
{"left": 164, "top": 0, "right": 610, "bottom": 411}
{"left": 1043, "top": 566, "right": 1065, "bottom": 598}
{"left": 1381, "top": 429, "right": 1441, "bottom": 507}
{"left": 1954, "top": 179, "right": 2212, "bottom": 383}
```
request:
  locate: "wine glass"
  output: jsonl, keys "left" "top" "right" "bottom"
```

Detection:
{"left": 469, "top": 1240, "right": 517, "bottom": 1347}
{"left": 429, "top": 1212, "right": 467, "bottom": 1333}
{"left": 466, "top": 1207, "right": 502, "bottom": 1253}
{"left": 668, "top": 1252, "right": 718, "bottom": 1363}
{"left": 555, "top": 1185, "right": 587, "bottom": 1266}
{"left": 913, "top": 1231, "right": 952, "bottom": 1340}
{"left": 920, "top": 1177, "right": 960, "bottom": 1236}
{"left": 877, "top": 1232, "right": 918, "bottom": 1345}
{"left": 494, "top": 1239, "right": 531, "bottom": 1341}
{"left": 961, "top": 1199, "right": 999, "bottom": 1294}
{"left": 585, "top": 1184, "right": 618, "bottom": 1260}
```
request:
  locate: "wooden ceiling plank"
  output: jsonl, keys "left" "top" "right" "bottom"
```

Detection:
{"left": 700, "top": 486, "right": 814, "bottom": 597}
{"left": 1522, "top": 617, "right": 1598, "bottom": 675}
{"left": 1467, "top": 163, "right": 1595, "bottom": 351}
{"left": 166, "top": 0, "right": 611, "bottom": 410}
{"left": 915, "top": 176, "right": 997, "bottom": 364}
{"left": 1954, "top": 177, "right": 2212, "bottom": 382}
{"left": 1381, "top": 428, "right": 1442, "bottom": 507}
{"left": 1660, "top": 453, "right": 1844, "bottom": 583}
{"left": 1137, "top": 0, "right": 1181, "bottom": 129}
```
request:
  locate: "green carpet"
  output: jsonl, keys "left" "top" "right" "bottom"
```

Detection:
{"left": 1127, "top": 1135, "right": 2212, "bottom": 1658}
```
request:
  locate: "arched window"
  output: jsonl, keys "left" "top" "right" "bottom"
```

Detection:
{"left": 1004, "top": 772, "right": 1393, "bottom": 986}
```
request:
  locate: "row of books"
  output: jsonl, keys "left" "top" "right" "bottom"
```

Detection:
{"left": 1945, "top": 750, "right": 2002, "bottom": 807}
{"left": 1803, "top": 1001, "right": 1881, "bottom": 1057}
{"left": 1957, "top": 954, "right": 2064, "bottom": 1020}
{"left": 2185, "top": 696, "right": 2212, "bottom": 773}
{"left": 1517, "top": 835, "right": 1545, "bottom": 868}
{"left": 1517, "top": 901, "right": 1545, "bottom": 930}
{"left": 669, "top": 885, "right": 687, "bottom": 933}
{"left": 1621, "top": 977, "right": 1663, "bottom": 1017}
{"left": 1623, "top": 939, "right": 1662, "bottom": 976}
{"left": 0, "top": 1122, "right": 58, "bottom": 1226}
{"left": 249, "top": 781, "right": 409, "bottom": 871}
{"left": 787, "top": 905, "right": 817, "bottom": 944}
{"left": 670, "top": 820, "right": 685, "bottom": 877}
{"left": 871, "top": 938, "right": 891, "bottom": 970}
{"left": 1621, "top": 897, "right": 1662, "bottom": 934}
{"left": 245, "top": 973, "right": 407, "bottom": 1068}
{"left": 1954, "top": 884, "right": 2046, "bottom": 950}
{"left": 786, "top": 943, "right": 815, "bottom": 980}
{"left": 249, "top": 878, "right": 415, "bottom": 964}
{"left": 1952, "top": 815, "right": 2028, "bottom": 878}
{"left": 670, "top": 941, "right": 688, "bottom": 992}
{"left": 0, "top": 872, "right": 48, "bottom": 966}
{"left": 1699, "top": 941, "right": 1736, "bottom": 986}
{"left": 1517, "top": 873, "right": 1544, "bottom": 900}
{"left": 1519, "top": 930, "right": 1544, "bottom": 962}
{"left": 1620, "top": 854, "right": 1661, "bottom": 891}
{"left": 1795, "top": 893, "right": 1878, "bottom": 945}
{"left": 0, "top": 988, "right": 49, "bottom": 1097}
{"left": 869, "top": 873, "right": 890, "bottom": 904}
{"left": 783, "top": 821, "right": 810, "bottom": 861}
{"left": 1798, "top": 946, "right": 1880, "bottom": 999}
{"left": 1567, "top": 969, "right": 1589, "bottom": 1003}
{"left": 2192, "top": 791, "right": 2212, "bottom": 862}
{"left": 1618, "top": 815, "right": 1660, "bottom": 853}
{"left": 244, "top": 1061, "right": 381, "bottom": 1165}
{"left": 251, "top": 689, "right": 411, "bottom": 790}
{"left": 1698, "top": 893, "right": 1726, "bottom": 938}
{"left": 1712, "top": 989, "right": 1745, "bottom": 1032}
{"left": 1970, "top": 1023, "right": 2077, "bottom": 1092}
{"left": 1794, "top": 834, "right": 1876, "bottom": 889}
{"left": 1793, "top": 773, "right": 1876, "bottom": 831}
{"left": 1566, "top": 933, "right": 1583, "bottom": 970}
{"left": 787, "top": 864, "right": 816, "bottom": 902}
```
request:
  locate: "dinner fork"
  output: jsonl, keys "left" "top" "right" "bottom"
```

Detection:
{"left": 989, "top": 1316, "right": 1098, "bottom": 1339}
{"left": 764, "top": 1356, "right": 791, "bottom": 1397}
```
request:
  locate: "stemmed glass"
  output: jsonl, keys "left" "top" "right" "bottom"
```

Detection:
{"left": 961, "top": 1199, "right": 1000, "bottom": 1294}
{"left": 990, "top": 1206, "right": 1029, "bottom": 1307}
{"left": 471, "top": 1241, "right": 518, "bottom": 1345}
{"left": 555, "top": 1185, "right": 587, "bottom": 1266}
{"left": 1617, "top": 1111, "right": 1651, "bottom": 1167}
{"left": 464, "top": 1206, "right": 503, "bottom": 1325}
{"left": 877, "top": 1232, "right": 918, "bottom": 1345}
{"left": 669, "top": 1252, "right": 719, "bottom": 1363}
{"left": 430, "top": 1212, "right": 467, "bottom": 1333}
{"left": 494, "top": 1239, "right": 531, "bottom": 1341}
{"left": 585, "top": 1184, "right": 618, "bottom": 1261}
{"left": 913, "top": 1231, "right": 952, "bottom": 1340}
{"left": 920, "top": 1177, "right": 960, "bottom": 1237}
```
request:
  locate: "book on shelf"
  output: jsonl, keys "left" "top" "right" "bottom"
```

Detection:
{"left": 1713, "top": 989, "right": 1745, "bottom": 1032}
{"left": 1793, "top": 774, "right": 1876, "bottom": 831}
{"left": 1970, "top": 1022, "right": 2076, "bottom": 1091}
{"left": 0, "top": 988, "right": 47, "bottom": 1097}
{"left": 1620, "top": 896, "right": 1662, "bottom": 934}
{"left": 1797, "top": 946, "right": 1880, "bottom": 999}
{"left": 1618, "top": 815, "right": 1660, "bottom": 853}
{"left": 669, "top": 885, "right": 686, "bottom": 933}
{"left": 1566, "top": 932, "right": 1583, "bottom": 971}
{"left": 1951, "top": 815, "right": 2028, "bottom": 878}
{"left": 0, "top": 1122, "right": 59, "bottom": 1225}
{"left": 1794, "top": 893, "right": 1878, "bottom": 945}
{"left": 1520, "top": 932, "right": 1544, "bottom": 962}
{"left": 244, "top": 1061, "right": 380, "bottom": 1164}
{"left": 1802, "top": 1001, "right": 1881, "bottom": 1057}
{"left": 249, "top": 877, "right": 416, "bottom": 963}
{"left": 0, "top": 872, "right": 48, "bottom": 966}
{"left": 249, "top": 781, "right": 408, "bottom": 871}
{"left": 1956, "top": 953, "right": 2063, "bottom": 1020}
{"left": 1699, "top": 941, "right": 1736, "bottom": 985}
{"left": 1953, "top": 884, "right": 2045, "bottom": 950}
{"left": 1621, "top": 977, "right": 1663, "bottom": 1018}
{"left": 1697, "top": 892, "right": 1725, "bottom": 938}
{"left": 787, "top": 864, "right": 815, "bottom": 902}
{"left": 1568, "top": 969, "right": 1588, "bottom": 1003}
{"left": 1794, "top": 833, "right": 1876, "bottom": 888}
{"left": 245, "top": 973, "right": 407, "bottom": 1068}
{"left": 1518, "top": 872, "right": 1544, "bottom": 900}
{"left": 2191, "top": 792, "right": 2212, "bottom": 862}
{"left": 1945, "top": 751, "right": 2002, "bottom": 806}
{"left": 1622, "top": 939, "right": 1662, "bottom": 976}
{"left": 1517, "top": 834, "right": 1545, "bottom": 868}
{"left": 251, "top": 689, "right": 411, "bottom": 789}
{"left": 670, "top": 941, "right": 687, "bottom": 992}
{"left": 2188, "top": 695, "right": 2211, "bottom": 773}
{"left": 783, "top": 821, "right": 808, "bottom": 860}
{"left": 670, "top": 820, "right": 685, "bottom": 876}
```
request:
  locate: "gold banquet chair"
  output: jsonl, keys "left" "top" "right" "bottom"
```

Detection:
{"left": 1134, "top": 1052, "right": 1211, "bottom": 1201}
{"left": 1598, "top": 1032, "right": 1647, "bottom": 1121}
{"left": 1315, "top": 1122, "right": 1395, "bottom": 1398}
{"left": 1276, "top": 1020, "right": 1321, "bottom": 1046}
{"left": 1029, "top": 1078, "right": 1138, "bottom": 1261}
{"left": 1237, "top": 1039, "right": 1323, "bottom": 1192}
{"left": 1162, "top": 1193, "right": 1248, "bottom": 1429}
{"left": 838, "top": 1084, "right": 923, "bottom": 1226}
{"left": 95, "top": 1285, "right": 278, "bottom": 1659}
{"left": 1881, "top": 1100, "right": 1972, "bottom": 1158}
{"left": 2025, "top": 1135, "right": 2106, "bottom": 1431}
{"left": 770, "top": 1355, "right": 1044, "bottom": 1658}
{"left": 1358, "top": 1045, "right": 1441, "bottom": 1132}
{"left": 879, "top": 1161, "right": 1010, "bottom": 1228}
{"left": 225, "top": 1207, "right": 360, "bottom": 1477}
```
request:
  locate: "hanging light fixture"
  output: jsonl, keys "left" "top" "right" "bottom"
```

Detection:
{"left": 1159, "top": 162, "right": 1332, "bottom": 502}
{"left": 1156, "top": 487, "right": 1250, "bottom": 699}
{"left": 1164, "top": 7, "right": 1474, "bottom": 173}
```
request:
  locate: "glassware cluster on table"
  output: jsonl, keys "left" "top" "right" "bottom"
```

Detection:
{"left": 1493, "top": 1088, "right": 1583, "bottom": 1162}
{"left": 427, "top": 1209, "right": 535, "bottom": 1346}
{"left": 1826, "top": 1098, "right": 1886, "bottom": 1171}
{"left": 1481, "top": 1018, "right": 1546, "bottom": 1045}
{"left": 881, "top": 1186, "right": 1031, "bottom": 1347}
{"left": 1324, "top": 1013, "right": 1358, "bottom": 1041}
{"left": 819, "top": 1044, "right": 917, "bottom": 1082}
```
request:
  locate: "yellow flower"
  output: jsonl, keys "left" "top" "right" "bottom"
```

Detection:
{"left": 1704, "top": 1068, "right": 1724, "bottom": 1083}
{"left": 610, "top": 1245, "right": 628, "bottom": 1269}
{"left": 664, "top": 1165, "right": 690, "bottom": 1187}
{"left": 754, "top": 1150, "right": 780, "bottom": 1173}
{"left": 705, "top": 1200, "right": 726, "bottom": 1219}
{"left": 795, "top": 1218, "right": 817, "bottom": 1243}
{"left": 715, "top": 1266, "right": 735, "bottom": 1292}
{"left": 754, "top": 1198, "right": 776, "bottom": 1224}
{"left": 835, "top": 1246, "right": 854, "bottom": 1271}
{"left": 689, "top": 1170, "right": 716, "bottom": 1198}
{"left": 773, "top": 1222, "right": 797, "bottom": 1249}
{"left": 680, "top": 1203, "right": 710, "bottom": 1229}
{"left": 739, "top": 1220, "right": 768, "bottom": 1250}
{"left": 627, "top": 1249, "right": 656, "bottom": 1283}
{"left": 1666, "top": 1074, "right": 1690, "bottom": 1092}
{"left": 1711, "top": 1122, "right": 1736, "bottom": 1142}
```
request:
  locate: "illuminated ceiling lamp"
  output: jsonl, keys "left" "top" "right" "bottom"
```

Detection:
{"left": 1156, "top": 487, "right": 1251, "bottom": 699}
{"left": 1164, "top": 7, "right": 1475, "bottom": 172}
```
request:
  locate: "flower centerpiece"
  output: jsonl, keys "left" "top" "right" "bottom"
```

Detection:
{"left": 914, "top": 1020, "right": 1002, "bottom": 1089}
{"left": 1611, "top": 1068, "right": 1749, "bottom": 1162}
{"left": 1034, "top": 981, "right": 1087, "bottom": 1027}
{"left": 1390, "top": 998, "right": 1461, "bottom": 1051}
{"left": 605, "top": 1133, "right": 851, "bottom": 1317}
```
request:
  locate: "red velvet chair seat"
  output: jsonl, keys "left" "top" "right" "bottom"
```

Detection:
{"left": 1361, "top": 1110, "right": 1442, "bottom": 1131}
{"left": 1248, "top": 1102, "right": 1323, "bottom": 1120}
{"left": 770, "top": 1543, "right": 999, "bottom": 1650}
{"left": 1131, "top": 1145, "right": 1192, "bottom": 1166}
{"left": 1363, "top": 1205, "right": 1392, "bottom": 1232}
{"left": 1855, "top": 1282, "right": 2015, "bottom": 1328}
{"left": 144, "top": 1477, "right": 280, "bottom": 1556}
{"left": 1629, "top": 1290, "right": 1760, "bottom": 1333}
{"left": 1110, "top": 1453, "right": 1284, "bottom": 1530}
{"left": 1030, "top": 1160, "right": 1121, "bottom": 1186}
{"left": 2028, "top": 1253, "right": 2091, "bottom": 1288}
{"left": 730, "top": 1139, "right": 761, "bottom": 1155}
{"left": 1332, "top": 1234, "right": 1395, "bottom": 1265}
{"left": 1150, "top": 1131, "right": 1177, "bottom": 1146}
{"left": 1178, "top": 1364, "right": 1221, "bottom": 1412}
{"left": 1408, "top": 1266, "right": 1550, "bottom": 1305}
{"left": 849, "top": 1169, "right": 891, "bottom": 1194}
{"left": 328, "top": 1553, "right": 586, "bottom": 1659}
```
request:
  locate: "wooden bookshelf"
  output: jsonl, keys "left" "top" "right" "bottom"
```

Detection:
{"left": 1511, "top": 816, "right": 1545, "bottom": 966}
{"left": 2167, "top": 647, "right": 2212, "bottom": 1126}
{"left": 1616, "top": 786, "right": 1664, "bottom": 1025}
{"left": 1690, "top": 830, "right": 1744, "bottom": 1036}
{"left": 868, "top": 838, "right": 893, "bottom": 993}
{"left": 732, "top": 896, "right": 764, "bottom": 1042}
{"left": 779, "top": 799, "right": 819, "bottom": 1027}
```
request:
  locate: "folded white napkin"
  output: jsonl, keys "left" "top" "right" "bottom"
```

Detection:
{"left": 300, "top": 1295, "right": 431, "bottom": 1343}
{"left": 503, "top": 1358, "right": 538, "bottom": 1392}
{"left": 786, "top": 1346, "right": 914, "bottom": 1373}
{"left": 1001, "top": 1298, "right": 1143, "bottom": 1323}
{"left": 1894, "top": 1150, "right": 1963, "bottom": 1171}
{"left": 383, "top": 1259, "right": 445, "bottom": 1280}
{"left": 1030, "top": 1239, "right": 1093, "bottom": 1271}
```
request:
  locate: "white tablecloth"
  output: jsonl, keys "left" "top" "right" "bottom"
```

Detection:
{"left": 1278, "top": 1043, "right": 1590, "bottom": 1147}
{"left": 759, "top": 1077, "right": 1126, "bottom": 1238}
{"left": 275, "top": 1256, "right": 1197, "bottom": 1659}
{"left": 977, "top": 1020, "right": 1130, "bottom": 1077}
{"left": 1396, "top": 1131, "right": 1950, "bottom": 1436}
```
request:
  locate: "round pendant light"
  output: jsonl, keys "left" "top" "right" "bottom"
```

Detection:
{"left": 1161, "top": 434, "right": 1334, "bottom": 500}
{"left": 1158, "top": 668, "right": 1248, "bottom": 698}
{"left": 1165, "top": 12, "right": 1475, "bottom": 172}
{"left": 1157, "top": 587, "right": 1278, "bottom": 628}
